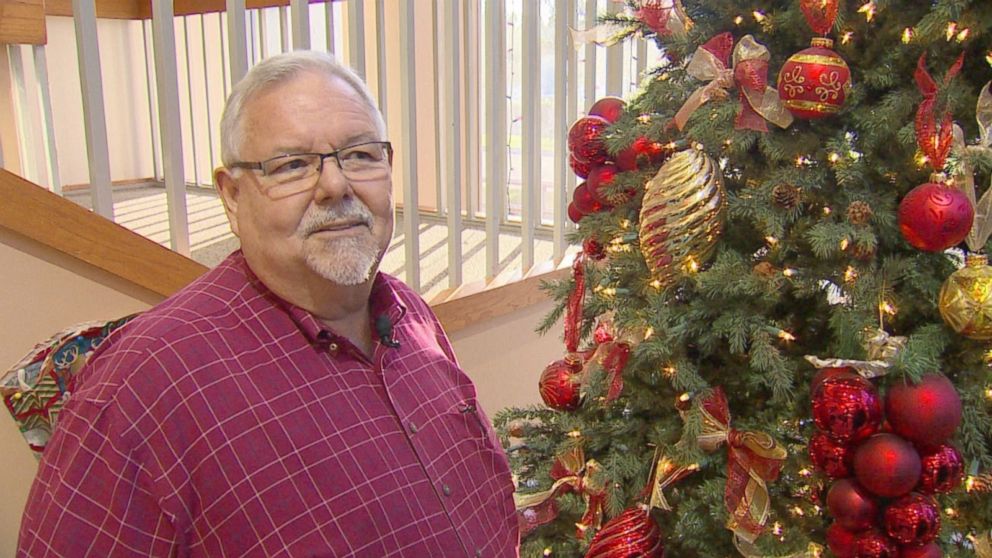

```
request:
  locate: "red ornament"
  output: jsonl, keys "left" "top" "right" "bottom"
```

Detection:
{"left": 570, "top": 154, "right": 593, "bottom": 179}
{"left": 589, "top": 97, "right": 626, "bottom": 123}
{"left": 585, "top": 507, "right": 664, "bottom": 558}
{"left": 568, "top": 115, "right": 611, "bottom": 165}
{"left": 899, "top": 542, "right": 943, "bottom": 558}
{"left": 573, "top": 182, "right": 604, "bottom": 215}
{"left": 568, "top": 202, "right": 585, "bottom": 224}
{"left": 586, "top": 163, "right": 620, "bottom": 207}
{"left": 883, "top": 493, "right": 940, "bottom": 546}
{"left": 812, "top": 366, "right": 855, "bottom": 391}
{"left": 777, "top": 38, "right": 852, "bottom": 119}
{"left": 812, "top": 373, "right": 883, "bottom": 443}
{"left": 827, "top": 479, "right": 879, "bottom": 531}
{"left": 886, "top": 375, "right": 962, "bottom": 449}
{"left": 897, "top": 183, "right": 974, "bottom": 252}
{"left": 853, "top": 530, "right": 899, "bottom": 558}
{"left": 539, "top": 357, "right": 583, "bottom": 411}
{"left": 826, "top": 523, "right": 858, "bottom": 558}
{"left": 616, "top": 136, "right": 669, "bottom": 171}
{"left": 918, "top": 444, "right": 964, "bottom": 494}
{"left": 808, "top": 431, "right": 854, "bottom": 478}
{"left": 583, "top": 238, "right": 606, "bottom": 261}
{"left": 854, "top": 434, "right": 922, "bottom": 498}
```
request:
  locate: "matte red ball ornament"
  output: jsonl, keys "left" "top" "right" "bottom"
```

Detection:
{"left": 886, "top": 375, "right": 962, "bottom": 449}
{"left": 827, "top": 479, "right": 879, "bottom": 531}
{"left": 854, "top": 434, "right": 922, "bottom": 498}
{"left": 573, "top": 182, "right": 604, "bottom": 215}
{"left": 777, "top": 38, "right": 852, "bottom": 119}
{"left": 812, "top": 373, "right": 883, "bottom": 443}
{"left": 883, "top": 493, "right": 940, "bottom": 545}
{"left": 586, "top": 163, "right": 620, "bottom": 207}
{"left": 897, "top": 183, "right": 974, "bottom": 252}
{"left": 589, "top": 97, "right": 626, "bottom": 124}
{"left": 853, "top": 530, "right": 899, "bottom": 558}
{"left": 585, "top": 507, "right": 664, "bottom": 558}
{"left": 899, "top": 543, "right": 942, "bottom": 558}
{"left": 826, "top": 523, "right": 858, "bottom": 558}
{"left": 918, "top": 444, "right": 964, "bottom": 494}
{"left": 568, "top": 202, "right": 585, "bottom": 224}
{"left": 570, "top": 154, "right": 593, "bottom": 179}
{"left": 568, "top": 115, "right": 611, "bottom": 165}
{"left": 539, "top": 357, "right": 583, "bottom": 411}
{"left": 809, "top": 431, "right": 854, "bottom": 478}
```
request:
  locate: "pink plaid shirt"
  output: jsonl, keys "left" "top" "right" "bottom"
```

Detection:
{"left": 19, "top": 251, "right": 519, "bottom": 557}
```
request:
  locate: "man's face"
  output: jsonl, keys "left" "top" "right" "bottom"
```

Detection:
{"left": 216, "top": 71, "right": 394, "bottom": 294}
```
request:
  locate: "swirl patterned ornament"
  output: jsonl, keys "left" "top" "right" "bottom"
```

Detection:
{"left": 638, "top": 148, "right": 726, "bottom": 288}
{"left": 777, "top": 38, "right": 851, "bottom": 119}
{"left": 939, "top": 253, "right": 992, "bottom": 340}
{"left": 585, "top": 507, "right": 664, "bottom": 558}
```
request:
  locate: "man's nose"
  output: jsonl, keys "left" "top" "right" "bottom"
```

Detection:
{"left": 313, "top": 155, "right": 351, "bottom": 201}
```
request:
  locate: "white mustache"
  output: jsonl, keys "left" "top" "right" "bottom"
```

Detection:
{"left": 299, "top": 198, "right": 374, "bottom": 236}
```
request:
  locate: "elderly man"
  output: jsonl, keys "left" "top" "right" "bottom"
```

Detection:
{"left": 19, "top": 51, "right": 519, "bottom": 557}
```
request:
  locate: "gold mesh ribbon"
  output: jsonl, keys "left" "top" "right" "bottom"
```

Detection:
{"left": 647, "top": 448, "right": 699, "bottom": 511}
{"left": 975, "top": 530, "right": 992, "bottom": 558}
{"left": 954, "top": 82, "right": 992, "bottom": 252}
{"left": 513, "top": 447, "right": 607, "bottom": 539}
{"left": 804, "top": 329, "right": 906, "bottom": 379}
{"left": 696, "top": 387, "right": 787, "bottom": 544}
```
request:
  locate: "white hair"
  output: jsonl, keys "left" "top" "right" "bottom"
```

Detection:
{"left": 219, "top": 50, "right": 386, "bottom": 166}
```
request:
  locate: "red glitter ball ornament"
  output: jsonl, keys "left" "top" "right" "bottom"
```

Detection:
{"left": 539, "top": 357, "right": 583, "bottom": 411}
{"left": 570, "top": 154, "right": 593, "bottom": 179}
{"left": 568, "top": 202, "right": 585, "bottom": 224}
{"left": 777, "top": 38, "right": 852, "bottom": 119}
{"left": 897, "top": 182, "right": 974, "bottom": 252}
{"left": 918, "top": 444, "right": 964, "bottom": 494}
{"left": 586, "top": 163, "right": 621, "bottom": 207}
{"left": 853, "top": 530, "right": 899, "bottom": 558}
{"left": 583, "top": 238, "right": 606, "bottom": 261}
{"left": 568, "top": 115, "right": 611, "bottom": 165}
{"left": 589, "top": 97, "right": 626, "bottom": 123}
{"left": 573, "top": 182, "right": 604, "bottom": 215}
{"left": 886, "top": 375, "right": 962, "bottom": 449}
{"left": 883, "top": 492, "right": 940, "bottom": 546}
{"left": 812, "top": 366, "right": 854, "bottom": 391}
{"left": 827, "top": 479, "right": 880, "bottom": 531}
{"left": 853, "top": 434, "right": 922, "bottom": 498}
{"left": 616, "top": 136, "right": 669, "bottom": 171}
{"left": 809, "top": 431, "right": 854, "bottom": 478}
{"left": 585, "top": 507, "right": 664, "bottom": 558}
{"left": 899, "top": 542, "right": 943, "bottom": 558}
{"left": 826, "top": 523, "right": 858, "bottom": 558}
{"left": 812, "top": 372, "right": 883, "bottom": 443}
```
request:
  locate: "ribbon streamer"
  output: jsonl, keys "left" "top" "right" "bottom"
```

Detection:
{"left": 646, "top": 448, "right": 699, "bottom": 511}
{"left": 634, "top": 0, "right": 692, "bottom": 39}
{"left": 564, "top": 254, "right": 587, "bottom": 354}
{"left": 696, "top": 387, "right": 787, "bottom": 544}
{"left": 915, "top": 53, "right": 965, "bottom": 171}
{"left": 674, "top": 34, "right": 793, "bottom": 132}
{"left": 583, "top": 316, "right": 640, "bottom": 402}
{"left": 799, "top": 0, "right": 838, "bottom": 35}
{"left": 514, "top": 447, "right": 607, "bottom": 539}
{"left": 954, "top": 82, "right": 992, "bottom": 252}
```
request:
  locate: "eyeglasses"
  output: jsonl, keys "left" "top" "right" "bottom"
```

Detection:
{"left": 229, "top": 141, "right": 393, "bottom": 198}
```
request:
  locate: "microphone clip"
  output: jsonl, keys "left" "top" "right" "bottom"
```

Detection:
{"left": 374, "top": 314, "right": 401, "bottom": 348}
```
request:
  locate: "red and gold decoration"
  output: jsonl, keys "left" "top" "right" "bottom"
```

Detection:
{"left": 882, "top": 492, "right": 940, "bottom": 545}
{"left": 811, "top": 372, "right": 882, "bottom": 443}
{"left": 853, "top": 433, "right": 922, "bottom": 498}
{"left": 539, "top": 356, "right": 584, "bottom": 411}
{"left": 695, "top": 387, "right": 787, "bottom": 545}
{"left": 674, "top": 33, "right": 793, "bottom": 132}
{"left": 633, "top": 0, "right": 691, "bottom": 39}
{"left": 639, "top": 147, "right": 727, "bottom": 287}
{"left": 939, "top": 253, "right": 992, "bottom": 340}
{"left": 898, "top": 53, "right": 973, "bottom": 252}
{"left": 515, "top": 446, "right": 608, "bottom": 539}
{"left": 569, "top": 115, "right": 611, "bottom": 165}
{"left": 581, "top": 317, "right": 635, "bottom": 403}
{"left": 885, "top": 374, "right": 962, "bottom": 449}
{"left": 777, "top": 1, "right": 851, "bottom": 119}
{"left": 584, "top": 506, "right": 664, "bottom": 558}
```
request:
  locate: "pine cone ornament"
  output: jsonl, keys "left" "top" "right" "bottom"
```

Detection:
{"left": 639, "top": 148, "right": 726, "bottom": 287}
{"left": 772, "top": 183, "right": 801, "bottom": 209}
{"left": 846, "top": 200, "right": 874, "bottom": 226}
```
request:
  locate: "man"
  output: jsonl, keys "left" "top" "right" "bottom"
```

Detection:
{"left": 19, "top": 51, "right": 519, "bottom": 557}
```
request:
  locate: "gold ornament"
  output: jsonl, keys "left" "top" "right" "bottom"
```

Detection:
{"left": 939, "top": 253, "right": 992, "bottom": 340}
{"left": 639, "top": 148, "right": 726, "bottom": 287}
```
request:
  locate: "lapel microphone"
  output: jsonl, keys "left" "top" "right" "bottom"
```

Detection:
{"left": 374, "top": 314, "right": 400, "bottom": 348}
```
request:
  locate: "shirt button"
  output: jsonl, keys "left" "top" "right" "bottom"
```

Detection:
{"left": 327, "top": 342, "right": 339, "bottom": 353}
{"left": 475, "top": 550, "right": 482, "bottom": 557}
{"left": 442, "top": 484, "right": 452, "bottom": 496}
{"left": 408, "top": 421, "right": 418, "bottom": 434}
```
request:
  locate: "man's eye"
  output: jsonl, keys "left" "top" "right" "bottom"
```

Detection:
{"left": 342, "top": 148, "right": 380, "bottom": 161}
{"left": 270, "top": 157, "right": 311, "bottom": 174}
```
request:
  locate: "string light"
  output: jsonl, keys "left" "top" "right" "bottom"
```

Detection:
{"left": 829, "top": 152, "right": 842, "bottom": 163}
{"left": 663, "top": 365, "right": 676, "bottom": 378}
{"left": 840, "top": 31, "right": 853, "bottom": 45}
{"left": 858, "top": 2, "right": 876, "bottom": 22}
{"left": 734, "top": 15, "right": 744, "bottom": 25}
{"left": 986, "top": 52, "right": 992, "bottom": 67}
{"left": 844, "top": 266, "right": 858, "bottom": 282}
{"left": 796, "top": 155, "right": 813, "bottom": 167}
{"left": 791, "top": 506, "right": 806, "bottom": 516}
{"left": 650, "top": 279, "right": 663, "bottom": 290}
{"left": 839, "top": 238, "right": 850, "bottom": 251}
{"left": 658, "top": 72, "right": 671, "bottom": 81}
{"left": 915, "top": 153, "right": 930, "bottom": 167}
{"left": 902, "top": 28, "right": 913, "bottom": 43}
{"left": 644, "top": 327, "right": 654, "bottom": 339}
{"left": 567, "top": 430, "right": 582, "bottom": 438}
{"left": 772, "top": 522, "right": 783, "bottom": 536}
{"left": 543, "top": 548, "right": 553, "bottom": 556}
{"left": 783, "top": 268, "right": 797, "bottom": 277}
{"left": 765, "top": 236, "right": 779, "bottom": 246}
{"left": 823, "top": 207, "right": 832, "bottom": 216}
{"left": 799, "top": 468, "right": 812, "bottom": 477}
{"left": 879, "top": 300, "right": 897, "bottom": 316}
{"left": 752, "top": 10, "right": 767, "bottom": 22}
{"left": 985, "top": 386, "right": 992, "bottom": 400}
{"left": 685, "top": 257, "right": 700, "bottom": 273}
{"left": 946, "top": 22, "right": 958, "bottom": 41}
{"left": 944, "top": 507, "right": 958, "bottom": 518}
{"left": 778, "top": 330, "right": 796, "bottom": 342}
{"left": 956, "top": 28, "right": 970, "bottom": 42}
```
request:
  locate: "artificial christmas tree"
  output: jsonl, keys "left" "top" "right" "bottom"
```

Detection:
{"left": 497, "top": 0, "right": 992, "bottom": 556}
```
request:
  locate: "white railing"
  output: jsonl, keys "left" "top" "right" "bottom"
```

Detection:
{"left": 2, "top": 0, "right": 661, "bottom": 300}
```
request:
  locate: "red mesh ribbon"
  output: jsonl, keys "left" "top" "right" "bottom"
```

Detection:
{"left": 634, "top": 0, "right": 692, "bottom": 39}
{"left": 696, "top": 387, "right": 788, "bottom": 543}
{"left": 799, "top": 0, "right": 838, "bottom": 35}
{"left": 585, "top": 318, "right": 636, "bottom": 403}
{"left": 564, "top": 254, "right": 587, "bottom": 354}
{"left": 915, "top": 53, "right": 965, "bottom": 171}
{"left": 514, "top": 447, "right": 607, "bottom": 538}
{"left": 734, "top": 55, "right": 772, "bottom": 132}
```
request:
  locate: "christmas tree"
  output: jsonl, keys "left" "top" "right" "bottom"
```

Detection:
{"left": 496, "top": 1, "right": 992, "bottom": 556}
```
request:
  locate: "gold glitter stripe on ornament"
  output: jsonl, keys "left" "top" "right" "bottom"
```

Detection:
{"left": 782, "top": 99, "right": 841, "bottom": 113}
{"left": 786, "top": 54, "right": 848, "bottom": 68}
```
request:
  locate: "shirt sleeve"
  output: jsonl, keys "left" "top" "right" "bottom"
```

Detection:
{"left": 18, "top": 396, "right": 178, "bottom": 557}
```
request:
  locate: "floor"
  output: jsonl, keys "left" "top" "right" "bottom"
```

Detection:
{"left": 65, "top": 184, "right": 578, "bottom": 300}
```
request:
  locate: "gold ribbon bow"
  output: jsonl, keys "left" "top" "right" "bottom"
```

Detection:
{"left": 514, "top": 447, "right": 607, "bottom": 539}
{"left": 674, "top": 34, "right": 793, "bottom": 131}
{"left": 696, "top": 387, "right": 787, "bottom": 545}
{"left": 647, "top": 448, "right": 699, "bottom": 511}
{"left": 953, "top": 82, "right": 992, "bottom": 252}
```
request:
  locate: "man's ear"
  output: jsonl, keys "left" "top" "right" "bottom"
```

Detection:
{"left": 214, "top": 167, "right": 242, "bottom": 237}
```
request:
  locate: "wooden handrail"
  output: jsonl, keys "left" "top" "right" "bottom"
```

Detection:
{"left": 44, "top": 0, "right": 323, "bottom": 20}
{"left": 0, "top": 169, "right": 207, "bottom": 297}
